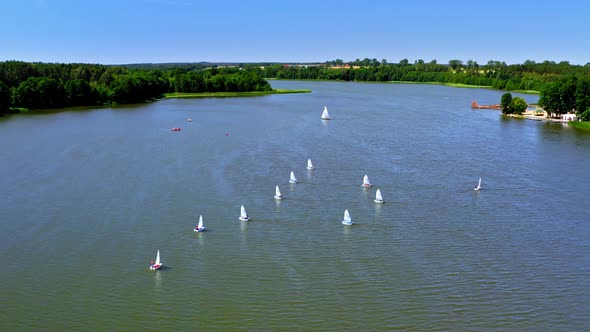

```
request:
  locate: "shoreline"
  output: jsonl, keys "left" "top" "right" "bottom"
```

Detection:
{"left": 267, "top": 78, "right": 540, "bottom": 94}
{"left": 4, "top": 89, "right": 312, "bottom": 114}
{"left": 163, "top": 89, "right": 311, "bottom": 99}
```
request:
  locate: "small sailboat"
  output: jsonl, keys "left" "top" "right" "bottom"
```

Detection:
{"left": 186, "top": 118, "right": 193, "bottom": 122}
{"left": 374, "top": 189, "right": 384, "bottom": 203}
{"left": 307, "top": 159, "right": 314, "bottom": 170}
{"left": 239, "top": 205, "right": 250, "bottom": 221}
{"left": 321, "top": 106, "right": 331, "bottom": 120}
{"left": 274, "top": 185, "right": 283, "bottom": 200}
{"left": 194, "top": 215, "right": 205, "bottom": 232}
{"left": 149, "top": 250, "right": 162, "bottom": 270}
{"left": 342, "top": 209, "right": 353, "bottom": 225}
{"left": 289, "top": 171, "right": 298, "bottom": 184}
{"left": 362, "top": 174, "right": 372, "bottom": 187}
{"left": 474, "top": 177, "right": 482, "bottom": 191}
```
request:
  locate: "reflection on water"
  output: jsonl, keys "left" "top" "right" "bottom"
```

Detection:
{"left": 153, "top": 270, "right": 163, "bottom": 293}
{"left": 195, "top": 232, "right": 206, "bottom": 247}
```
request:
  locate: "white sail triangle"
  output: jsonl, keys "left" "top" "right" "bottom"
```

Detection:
{"left": 342, "top": 209, "right": 353, "bottom": 225}
{"left": 289, "top": 171, "right": 297, "bottom": 183}
{"left": 321, "top": 106, "right": 331, "bottom": 120}
{"left": 374, "top": 189, "right": 384, "bottom": 203}
{"left": 198, "top": 215, "right": 203, "bottom": 229}
{"left": 155, "top": 250, "right": 161, "bottom": 266}
{"left": 362, "top": 174, "right": 372, "bottom": 187}
{"left": 239, "top": 205, "right": 249, "bottom": 221}
{"left": 307, "top": 159, "right": 314, "bottom": 170}
{"left": 275, "top": 185, "right": 282, "bottom": 199}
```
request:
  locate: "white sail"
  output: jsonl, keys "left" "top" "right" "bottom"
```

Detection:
{"left": 344, "top": 209, "right": 351, "bottom": 222}
{"left": 198, "top": 215, "right": 203, "bottom": 229}
{"left": 275, "top": 185, "right": 282, "bottom": 199}
{"left": 289, "top": 171, "right": 297, "bottom": 183}
{"left": 240, "top": 205, "right": 248, "bottom": 219}
{"left": 375, "top": 189, "right": 384, "bottom": 203}
{"left": 155, "top": 250, "right": 161, "bottom": 266}
{"left": 307, "top": 159, "right": 314, "bottom": 169}
{"left": 474, "top": 177, "right": 482, "bottom": 191}
{"left": 362, "top": 174, "right": 372, "bottom": 187}
{"left": 321, "top": 106, "right": 331, "bottom": 120}
{"left": 342, "top": 209, "right": 353, "bottom": 225}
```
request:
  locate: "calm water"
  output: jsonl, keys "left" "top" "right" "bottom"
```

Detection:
{"left": 1, "top": 81, "right": 589, "bottom": 331}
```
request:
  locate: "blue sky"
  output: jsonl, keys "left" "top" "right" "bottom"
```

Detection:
{"left": 1, "top": 0, "right": 589, "bottom": 65}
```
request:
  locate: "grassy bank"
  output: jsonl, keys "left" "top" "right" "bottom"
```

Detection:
{"left": 569, "top": 121, "right": 590, "bottom": 130}
{"left": 164, "top": 89, "right": 311, "bottom": 99}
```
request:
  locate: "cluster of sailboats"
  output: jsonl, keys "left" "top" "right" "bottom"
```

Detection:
{"left": 149, "top": 106, "right": 483, "bottom": 271}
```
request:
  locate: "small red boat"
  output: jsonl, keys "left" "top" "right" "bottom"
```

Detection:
{"left": 171, "top": 127, "right": 181, "bottom": 131}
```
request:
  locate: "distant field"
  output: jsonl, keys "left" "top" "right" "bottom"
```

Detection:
{"left": 164, "top": 89, "right": 311, "bottom": 98}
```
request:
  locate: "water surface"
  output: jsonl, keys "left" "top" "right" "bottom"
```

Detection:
{"left": 1, "top": 81, "right": 589, "bottom": 331}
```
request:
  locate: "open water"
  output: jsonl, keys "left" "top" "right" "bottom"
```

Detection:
{"left": 1, "top": 80, "right": 589, "bottom": 331}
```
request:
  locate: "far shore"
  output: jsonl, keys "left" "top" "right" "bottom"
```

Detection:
{"left": 266, "top": 78, "right": 540, "bottom": 94}
{"left": 164, "top": 89, "right": 311, "bottom": 99}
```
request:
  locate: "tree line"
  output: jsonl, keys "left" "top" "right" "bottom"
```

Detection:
{"left": 254, "top": 59, "right": 590, "bottom": 94}
{"left": 251, "top": 58, "right": 590, "bottom": 120}
{"left": 0, "top": 61, "right": 272, "bottom": 115}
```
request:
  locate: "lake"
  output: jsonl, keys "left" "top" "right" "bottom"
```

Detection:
{"left": 1, "top": 80, "right": 589, "bottom": 331}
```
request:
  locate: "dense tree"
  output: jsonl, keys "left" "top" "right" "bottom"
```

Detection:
{"left": 448, "top": 59, "right": 463, "bottom": 70}
{"left": 509, "top": 97, "right": 528, "bottom": 115}
{"left": 501, "top": 92, "right": 513, "bottom": 114}
{"left": 0, "top": 61, "right": 272, "bottom": 110}
{"left": 0, "top": 80, "right": 11, "bottom": 114}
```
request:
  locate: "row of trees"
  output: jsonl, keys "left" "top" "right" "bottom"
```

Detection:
{"left": 0, "top": 61, "right": 272, "bottom": 115}
{"left": 538, "top": 76, "right": 590, "bottom": 120}
{"left": 253, "top": 59, "right": 590, "bottom": 95}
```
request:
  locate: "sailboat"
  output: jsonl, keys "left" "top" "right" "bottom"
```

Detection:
{"left": 362, "top": 174, "right": 372, "bottom": 187}
{"left": 341, "top": 209, "right": 353, "bottom": 225}
{"left": 321, "top": 106, "right": 331, "bottom": 120}
{"left": 306, "top": 159, "right": 314, "bottom": 170}
{"left": 289, "top": 171, "right": 298, "bottom": 184}
{"left": 149, "top": 250, "right": 162, "bottom": 270}
{"left": 374, "top": 189, "right": 384, "bottom": 203}
{"left": 474, "top": 177, "right": 482, "bottom": 191}
{"left": 274, "top": 185, "right": 283, "bottom": 200}
{"left": 194, "top": 215, "right": 205, "bottom": 232}
{"left": 239, "top": 205, "right": 250, "bottom": 221}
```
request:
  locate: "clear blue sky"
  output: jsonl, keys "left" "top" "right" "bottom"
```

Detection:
{"left": 2, "top": 0, "right": 589, "bottom": 65}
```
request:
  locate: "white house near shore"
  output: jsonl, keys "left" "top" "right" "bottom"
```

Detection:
{"left": 561, "top": 113, "right": 578, "bottom": 121}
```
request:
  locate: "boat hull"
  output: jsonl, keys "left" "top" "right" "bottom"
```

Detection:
{"left": 374, "top": 199, "right": 384, "bottom": 204}
{"left": 342, "top": 221, "right": 354, "bottom": 226}
{"left": 362, "top": 184, "right": 372, "bottom": 187}
{"left": 289, "top": 180, "right": 297, "bottom": 184}
{"left": 149, "top": 264, "right": 162, "bottom": 271}
{"left": 194, "top": 227, "right": 205, "bottom": 232}
{"left": 274, "top": 196, "right": 282, "bottom": 200}
{"left": 239, "top": 217, "right": 250, "bottom": 221}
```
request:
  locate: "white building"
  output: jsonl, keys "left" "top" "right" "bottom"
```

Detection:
{"left": 561, "top": 113, "right": 578, "bottom": 121}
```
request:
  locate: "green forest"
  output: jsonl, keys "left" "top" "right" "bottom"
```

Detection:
{"left": 1, "top": 58, "right": 589, "bottom": 121}
{"left": 0, "top": 61, "right": 272, "bottom": 115}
